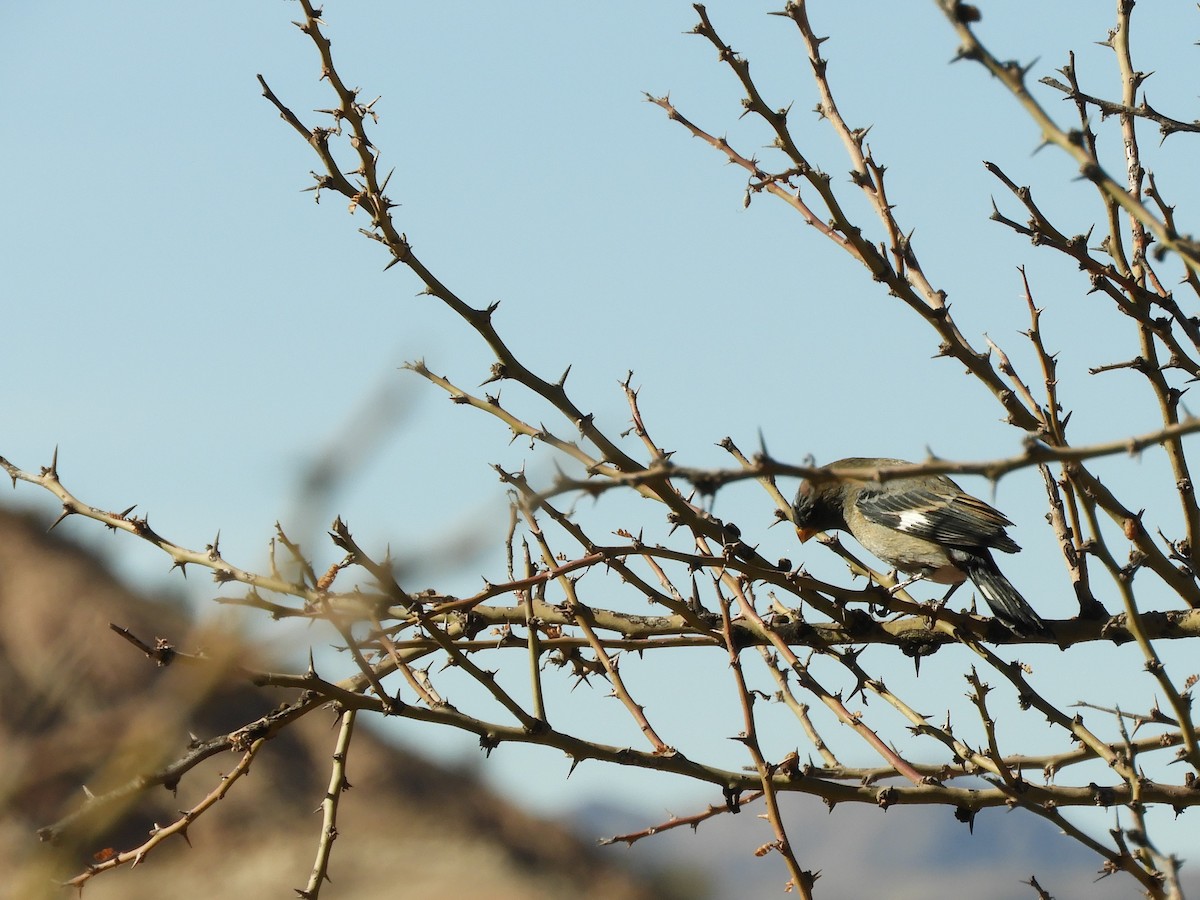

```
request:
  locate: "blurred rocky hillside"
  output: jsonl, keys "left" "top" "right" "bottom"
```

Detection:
{"left": 0, "top": 506, "right": 693, "bottom": 900}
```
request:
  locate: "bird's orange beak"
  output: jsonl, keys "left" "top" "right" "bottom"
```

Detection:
{"left": 796, "top": 527, "right": 816, "bottom": 543}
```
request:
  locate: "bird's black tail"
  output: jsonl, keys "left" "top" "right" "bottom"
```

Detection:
{"left": 962, "top": 554, "right": 1050, "bottom": 638}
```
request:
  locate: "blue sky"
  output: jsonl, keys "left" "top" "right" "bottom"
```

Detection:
{"left": 6, "top": 1, "right": 1200, "bottom": 887}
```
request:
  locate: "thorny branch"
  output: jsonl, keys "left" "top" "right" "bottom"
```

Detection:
{"left": 300, "top": 708, "right": 356, "bottom": 899}
{"left": 64, "top": 738, "right": 268, "bottom": 890}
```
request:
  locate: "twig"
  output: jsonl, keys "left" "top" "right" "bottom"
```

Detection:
{"left": 300, "top": 710, "right": 357, "bottom": 899}
{"left": 716, "top": 586, "right": 812, "bottom": 897}
{"left": 600, "top": 790, "right": 766, "bottom": 845}
{"left": 64, "top": 738, "right": 267, "bottom": 889}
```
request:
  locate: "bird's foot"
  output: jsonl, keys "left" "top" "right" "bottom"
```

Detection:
{"left": 887, "top": 572, "right": 927, "bottom": 595}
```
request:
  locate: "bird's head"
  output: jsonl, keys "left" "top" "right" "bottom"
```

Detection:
{"left": 792, "top": 476, "right": 847, "bottom": 542}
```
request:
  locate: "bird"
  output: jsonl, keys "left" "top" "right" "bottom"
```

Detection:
{"left": 792, "top": 457, "right": 1050, "bottom": 637}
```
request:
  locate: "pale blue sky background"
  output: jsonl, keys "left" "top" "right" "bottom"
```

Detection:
{"left": 5, "top": 2, "right": 1200, "bottom": 892}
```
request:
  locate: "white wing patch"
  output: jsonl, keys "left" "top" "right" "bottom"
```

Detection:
{"left": 896, "top": 510, "right": 932, "bottom": 534}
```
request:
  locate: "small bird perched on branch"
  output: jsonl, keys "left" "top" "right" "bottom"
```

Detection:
{"left": 792, "top": 457, "right": 1050, "bottom": 637}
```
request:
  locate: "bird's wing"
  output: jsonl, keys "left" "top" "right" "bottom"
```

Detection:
{"left": 854, "top": 483, "right": 1020, "bottom": 552}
